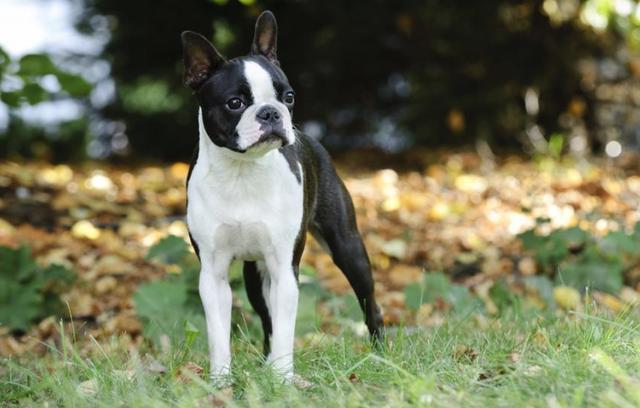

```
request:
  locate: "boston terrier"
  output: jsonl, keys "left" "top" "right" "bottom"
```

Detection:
{"left": 181, "top": 11, "right": 383, "bottom": 383}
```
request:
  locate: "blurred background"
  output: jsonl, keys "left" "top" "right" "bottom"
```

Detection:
{"left": 2, "top": 0, "right": 640, "bottom": 161}
{"left": 3, "top": 0, "right": 640, "bottom": 358}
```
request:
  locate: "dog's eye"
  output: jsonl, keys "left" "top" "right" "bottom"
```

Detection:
{"left": 226, "top": 97, "right": 244, "bottom": 111}
{"left": 283, "top": 91, "right": 295, "bottom": 106}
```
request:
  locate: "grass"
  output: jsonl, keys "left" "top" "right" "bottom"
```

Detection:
{"left": 1, "top": 304, "right": 640, "bottom": 407}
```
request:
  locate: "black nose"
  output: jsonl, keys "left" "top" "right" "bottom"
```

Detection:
{"left": 256, "top": 106, "right": 281, "bottom": 125}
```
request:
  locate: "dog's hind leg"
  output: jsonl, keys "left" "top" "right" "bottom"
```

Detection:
{"left": 312, "top": 180, "right": 383, "bottom": 342}
{"left": 243, "top": 261, "right": 272, "bottom": 356}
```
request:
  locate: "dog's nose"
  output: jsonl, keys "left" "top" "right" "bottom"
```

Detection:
{"left": 256, "top": 106, "right": 281, "bottom": 125}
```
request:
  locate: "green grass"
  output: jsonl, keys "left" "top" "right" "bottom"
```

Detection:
{"left": 2, "top": 305, "right": 640, "bottom": 407}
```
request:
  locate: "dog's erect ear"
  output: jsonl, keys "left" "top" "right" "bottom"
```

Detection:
{"left": 181, "top": 31, "right": 226, "bottom": 90}
{"left": 251, "top": 11, "right": 278, "bottom": 63}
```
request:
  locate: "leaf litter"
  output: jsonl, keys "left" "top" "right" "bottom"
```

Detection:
{"left": 1, "top": 150, "right": 640, "bottom": 357}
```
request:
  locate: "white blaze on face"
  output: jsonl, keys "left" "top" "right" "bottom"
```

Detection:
{"left": 245, "top": 61, "right": 276, "bottom": 103}
{"left": 235, "top": 60, "right": 295, "bottom": 151}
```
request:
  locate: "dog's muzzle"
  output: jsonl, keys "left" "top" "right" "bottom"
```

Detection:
{"left": 256, "top": 125, "right": 287, "bottom": 146}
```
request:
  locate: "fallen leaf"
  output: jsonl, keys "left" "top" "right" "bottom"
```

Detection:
{"left": 592, "top": 291, "right": 626, "bottom": 313}
{"left": 388, "top": 264, "right": 423, "bottom": 286}
{"left": 620, "top": 286, "right": 640, "bottom": 306}
{"left": 378, "top": 239, "right": 408, "bottom": 259}
{"left": 415, "top": 303, "right": 434, "bottom": 327}
{"left": 76, "top": 378, "right": 98, "bottom": 397}
{"left": 0, "top": 218, "right": 16, "bottom": 236}
{"left": 95, "top": 276, "right": 118, "bottom": 294}
{"left": 105, "top": 313, "right": 141, "bottom": 335}
{"left": 143, "top": 355, "right": 167, "bottom": 375}
{"left": 518, "top": 257, "right": 537, "bottom": 276}
{"left": 454, "top": 174, "right": 487, "bottom": 194}
{"left": 453, "top": 344, "right": 478, "bottom": 362}
{"left": 177, "top": 361, "right": 204, "bottom": 383}
{"left": 290, "top": 374, "right": 314, "bottom": 389}
{"left": 508, "top": 352, "right": 521, "bottom": 363}
{"left": 71, "top": 220, "right": 101, "bottom": 240}
{"left": 553, "top": 286, "right": 581, "bottom": 310}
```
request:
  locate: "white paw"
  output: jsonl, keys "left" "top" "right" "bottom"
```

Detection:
{"left": 209, "top": 373, "right": 233, "bottom": 389}
{"left": 287, "top": 374, "right": 314, "bottom": 389}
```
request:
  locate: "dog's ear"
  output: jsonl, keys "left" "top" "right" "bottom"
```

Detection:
{"left": 181, "top": 31, "right": 226, "bottom": 90}
{"left": 251, "top": 11, "right": 278, "bottom": 63}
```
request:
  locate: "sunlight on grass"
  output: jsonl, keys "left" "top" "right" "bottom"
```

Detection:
{"left": 2, "top": 305, "right": 639, "bottom": 407}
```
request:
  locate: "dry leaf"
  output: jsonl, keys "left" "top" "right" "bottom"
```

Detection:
{"left": 76, "top": 378, "right": 98, "bottom": 397}
{"left": 553, "top": 286, "right": 580, "bottom": 310}
{"left": 592, "top": 292, "right": 625, "bottom": 313}
{"left": 388, "top": 264, "right": 423, "bottom": 286}
{"left": 177, "top": 362, "right": 205, "bottom": 383}
{"left": 71, "top": 220, "right": 101, "bottom": 240}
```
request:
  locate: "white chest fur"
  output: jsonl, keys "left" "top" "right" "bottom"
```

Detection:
{"left": 187, "top": 110, "right": 304, "bottom": 263}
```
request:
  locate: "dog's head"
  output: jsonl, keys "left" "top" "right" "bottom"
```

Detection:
{"left": 181, "top": 11, "right": 295, "bottom": 155}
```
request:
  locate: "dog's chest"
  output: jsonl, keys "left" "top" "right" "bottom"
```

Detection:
{"left": 187, "top": 150, "right": 303, "bottom": 260}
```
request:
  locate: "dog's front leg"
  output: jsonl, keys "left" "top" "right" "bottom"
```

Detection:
{"left": 264, "top": 254, "right": 299, "bottom": 380}
{"left": 198, "top": 252, "right": 233, "bottom": 385}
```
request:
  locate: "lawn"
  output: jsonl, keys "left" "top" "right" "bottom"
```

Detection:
{"left": 2, "top": 303, "right": 639, "bottom": 407}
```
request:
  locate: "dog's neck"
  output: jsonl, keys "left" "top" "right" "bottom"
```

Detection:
{"left": 197, "top": 109, "right": 279, "bottom": 170}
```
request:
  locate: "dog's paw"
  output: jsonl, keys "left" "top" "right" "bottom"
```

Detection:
{"left": 287, "top": 373, "right": 314, "bottom": 389}
{"left": 209, "top": 373, "right": 233, "bottom": 390}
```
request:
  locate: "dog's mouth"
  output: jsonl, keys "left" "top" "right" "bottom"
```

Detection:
{"left": 256, "top": 132, "right": 286, "bottom": 146}
{"left": 248, "top": 126, "right": 288, "bottom": 151}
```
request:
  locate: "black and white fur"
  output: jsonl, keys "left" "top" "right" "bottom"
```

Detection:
{"left": 182, "top": 11, "right": 382, "bottom": 383}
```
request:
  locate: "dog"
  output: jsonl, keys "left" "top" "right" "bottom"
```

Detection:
{"left": 181, "top": 10, "right": 383, "bottom": 383}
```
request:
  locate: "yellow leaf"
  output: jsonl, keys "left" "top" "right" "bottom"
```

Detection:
{"left": 553, "top": 286, "right": 581, "bottom": 310}
{"left": 0, "top": 218, "right": 16, "bottom": 236}
{"left": 428, "top": 201, "right": 450, "bottom": 220}
{"left": 415, "top": 303, "right": 433, "bottom": 327}
{"left": 169, "top": 162, "right": 189, "bottom": 180}
{"left": 382, "top": 196, "right": 401, "bottom": 212}
{"left": 593, "top": 292, "right": 626, "bottom": 313}
{"left": 71, "top": 220, "right": 101, "bottom": 240}
{"left": 620, "top": 287, "right": 640, "bottom": 306}
{"left": 454, "top": 174, "right": 487, "bottom": 194}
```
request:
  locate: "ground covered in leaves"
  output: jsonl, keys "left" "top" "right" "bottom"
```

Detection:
{"left": 1, "top": 149, "right": 640, "bottom": 359}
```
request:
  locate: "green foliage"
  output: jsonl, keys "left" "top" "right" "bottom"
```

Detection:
{"left": 548, "top": 133, "right": 566, "bottom": 158}
{"left": 135, "top": 236, "right": 205, "bottom": 348}
{"left": 0, "top": 49, "right": 91, "bottom": 108}
{"left": 145, "top": 235, "right": 190, "bottom": 264}
{"left": 0, "top": 46, "right": 93, "bottom": 159}
{"left": 76, "top": 0, "right": 632, "bottom": 160}
{"left": 55, "top": 72, "right": 92, "bottom": 98}
{"left": 519, "top": 223, "right": 640, "bottom": 293}
{"left": 404, "top": 271, "right": 483, "bottom": 313}
{"left": 489, "top": 279, "right": 521, "bottom": 312}
{"left": 519, "top": 226, "right": 588, "bottom": 268}
{"left": 119, "top": 78, "right": 183, "bottom": 114}
{"left": 523, "top": 275, "right": 556, "bottom": 309}
{"left": 0, "top": 246, "right": 75, "bottom": 332}
{"left": 296, "top": 279, "right": 333, "bottom": 334}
